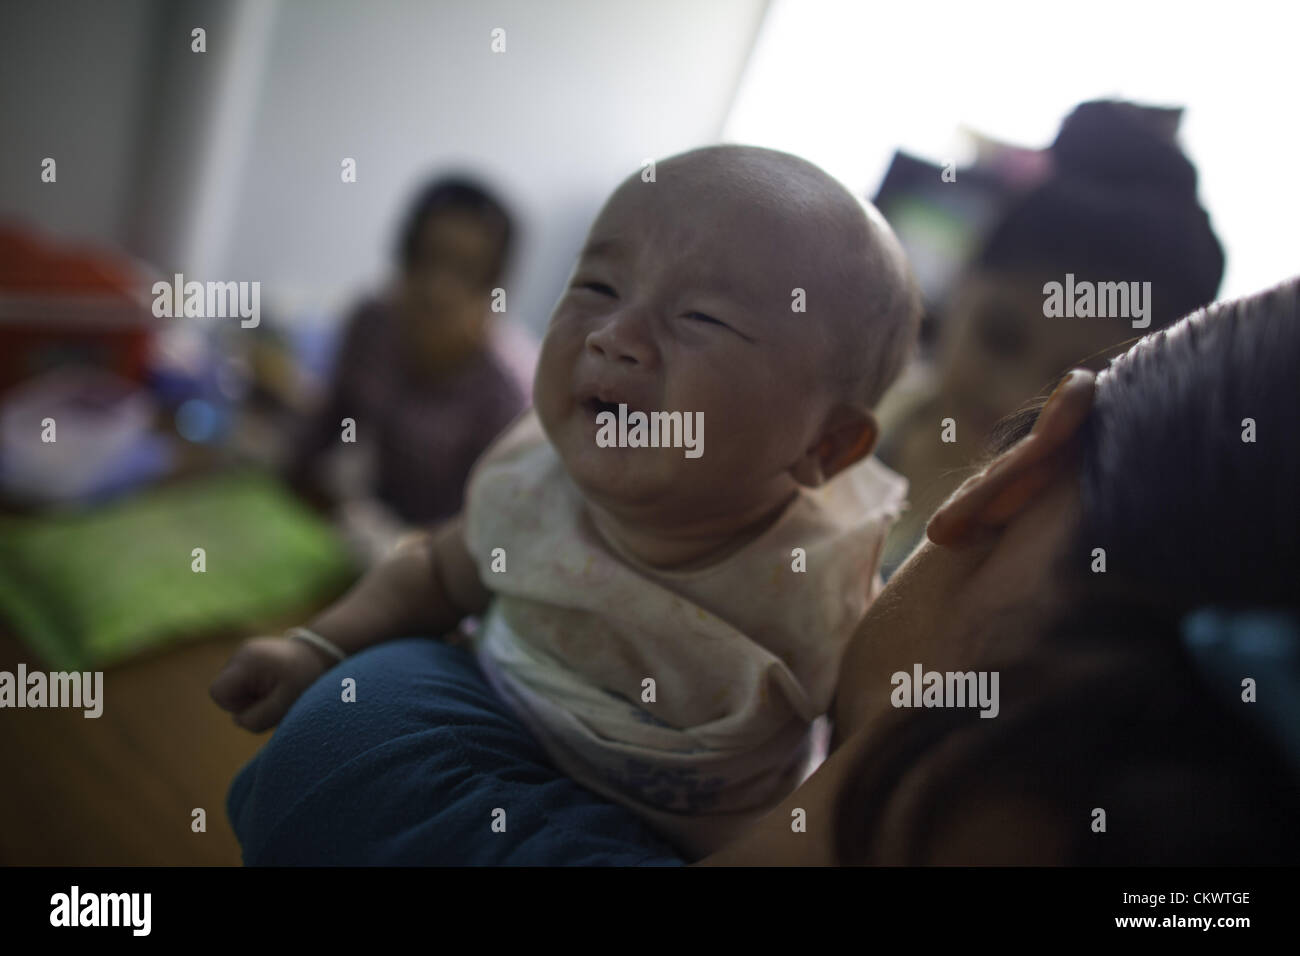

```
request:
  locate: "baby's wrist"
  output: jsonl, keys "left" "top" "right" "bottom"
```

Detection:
{"left": 285, "top": 626, "right": 347, "bottom": 669}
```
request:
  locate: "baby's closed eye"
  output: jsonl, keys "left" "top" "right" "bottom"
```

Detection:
{"left": 578, "top": 280, "right": 618, "bottom": 297}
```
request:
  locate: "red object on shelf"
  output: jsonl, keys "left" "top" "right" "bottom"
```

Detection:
{"left": 0, "top": 223, "right": 156, "bottom": 396}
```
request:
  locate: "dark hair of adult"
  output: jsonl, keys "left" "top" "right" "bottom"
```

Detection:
{"left": 834, "top": 276, "right": 1300, "bottom": 864}
{"left": 394, "top": 176, "right": 514, "bottom": 286}
{"left": 975, "top": 99, "right": 1226, "bottom": 332}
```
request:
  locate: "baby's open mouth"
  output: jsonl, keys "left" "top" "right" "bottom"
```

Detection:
{"left": 584, "top": 397, "right": 622, "bottom": 416}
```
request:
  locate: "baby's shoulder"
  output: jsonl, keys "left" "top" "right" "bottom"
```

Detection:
{"left": 464, "top": 409, "right": 567, "bottom": 526}
{"left": 469, "top": 408, "right": 550, "bottom": 478}
{"left": 462, "top": 412, "right": 588, "bottom": 571}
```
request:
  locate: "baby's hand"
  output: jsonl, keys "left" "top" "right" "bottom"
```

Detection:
{"left": 209, "top": 636, "right": 332, "bottom": 732}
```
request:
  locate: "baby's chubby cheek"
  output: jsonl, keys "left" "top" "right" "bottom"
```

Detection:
{"left": 531, "top": 333, "right": 580, "bottom": 425}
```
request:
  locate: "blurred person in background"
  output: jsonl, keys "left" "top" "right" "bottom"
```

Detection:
{"left": 285, "top": 177, "right": 529, "bottom": 564}
{"left": 877, "top": 100, "right": 1225, "bottom": 574}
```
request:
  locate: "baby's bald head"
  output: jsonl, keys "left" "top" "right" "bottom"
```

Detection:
{"left": 536, "top": 144, "right": 920, "bottom": 520}
{"left": 641, "top": 145, "right": 921, "bottom": 410}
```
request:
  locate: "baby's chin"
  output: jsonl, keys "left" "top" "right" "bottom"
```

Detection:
{"left": 554, "top": 429, "right": 699, "bottom": 509}
{"left": 560, "top": 442, "right": 678, "bottom": 497}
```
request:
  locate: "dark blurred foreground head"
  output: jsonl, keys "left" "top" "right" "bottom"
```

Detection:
{"left": 840, "top": 276, "right": 1300, "bottom": 864}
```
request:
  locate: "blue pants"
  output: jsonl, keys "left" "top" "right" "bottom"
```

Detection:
{"left": 226, "top": 637, "right": 685, "bottom": 865}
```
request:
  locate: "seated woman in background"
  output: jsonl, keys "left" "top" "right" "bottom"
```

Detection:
{"left": 285, "top": 177, "right": 529, "bottom": 563}
{"left": 877, "top": 100, "right": 1226, "bottom": 575}
{"left": 704, "top": 276, "right": 1300, "bottom": 865}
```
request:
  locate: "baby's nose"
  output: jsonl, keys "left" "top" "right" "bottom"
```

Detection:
{"left": 586, "top": 309, "right": 656, "bottom": 366}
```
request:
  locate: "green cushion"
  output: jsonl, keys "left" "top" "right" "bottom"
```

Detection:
{"left": 0, "top": 470, "right": 357, "bottom": 669}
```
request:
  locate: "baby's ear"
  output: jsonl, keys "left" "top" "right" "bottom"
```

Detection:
{"left": 791, "top": 408, "right": 878, "bottom": 488}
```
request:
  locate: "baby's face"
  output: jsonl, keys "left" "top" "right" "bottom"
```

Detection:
{"left": 534, "top": 173, "right": 841, "bottom": 525}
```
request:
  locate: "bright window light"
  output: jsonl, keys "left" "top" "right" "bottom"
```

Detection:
{"left": 723, "top": 0, "right": 1298, "bottom": 299}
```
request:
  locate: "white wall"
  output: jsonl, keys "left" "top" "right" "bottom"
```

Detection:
{"left": 0, "top": 0, "right": 769, "bottom": 337}
{"left": 216, "top": 0, "right": 769, "bottom": 330}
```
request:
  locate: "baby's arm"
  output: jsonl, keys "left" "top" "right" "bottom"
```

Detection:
{"left": 308, "top": 513, "right": 490, "bottom": 654}
{"left": 210, "top": 514, "right": 489, "bottom": 731}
